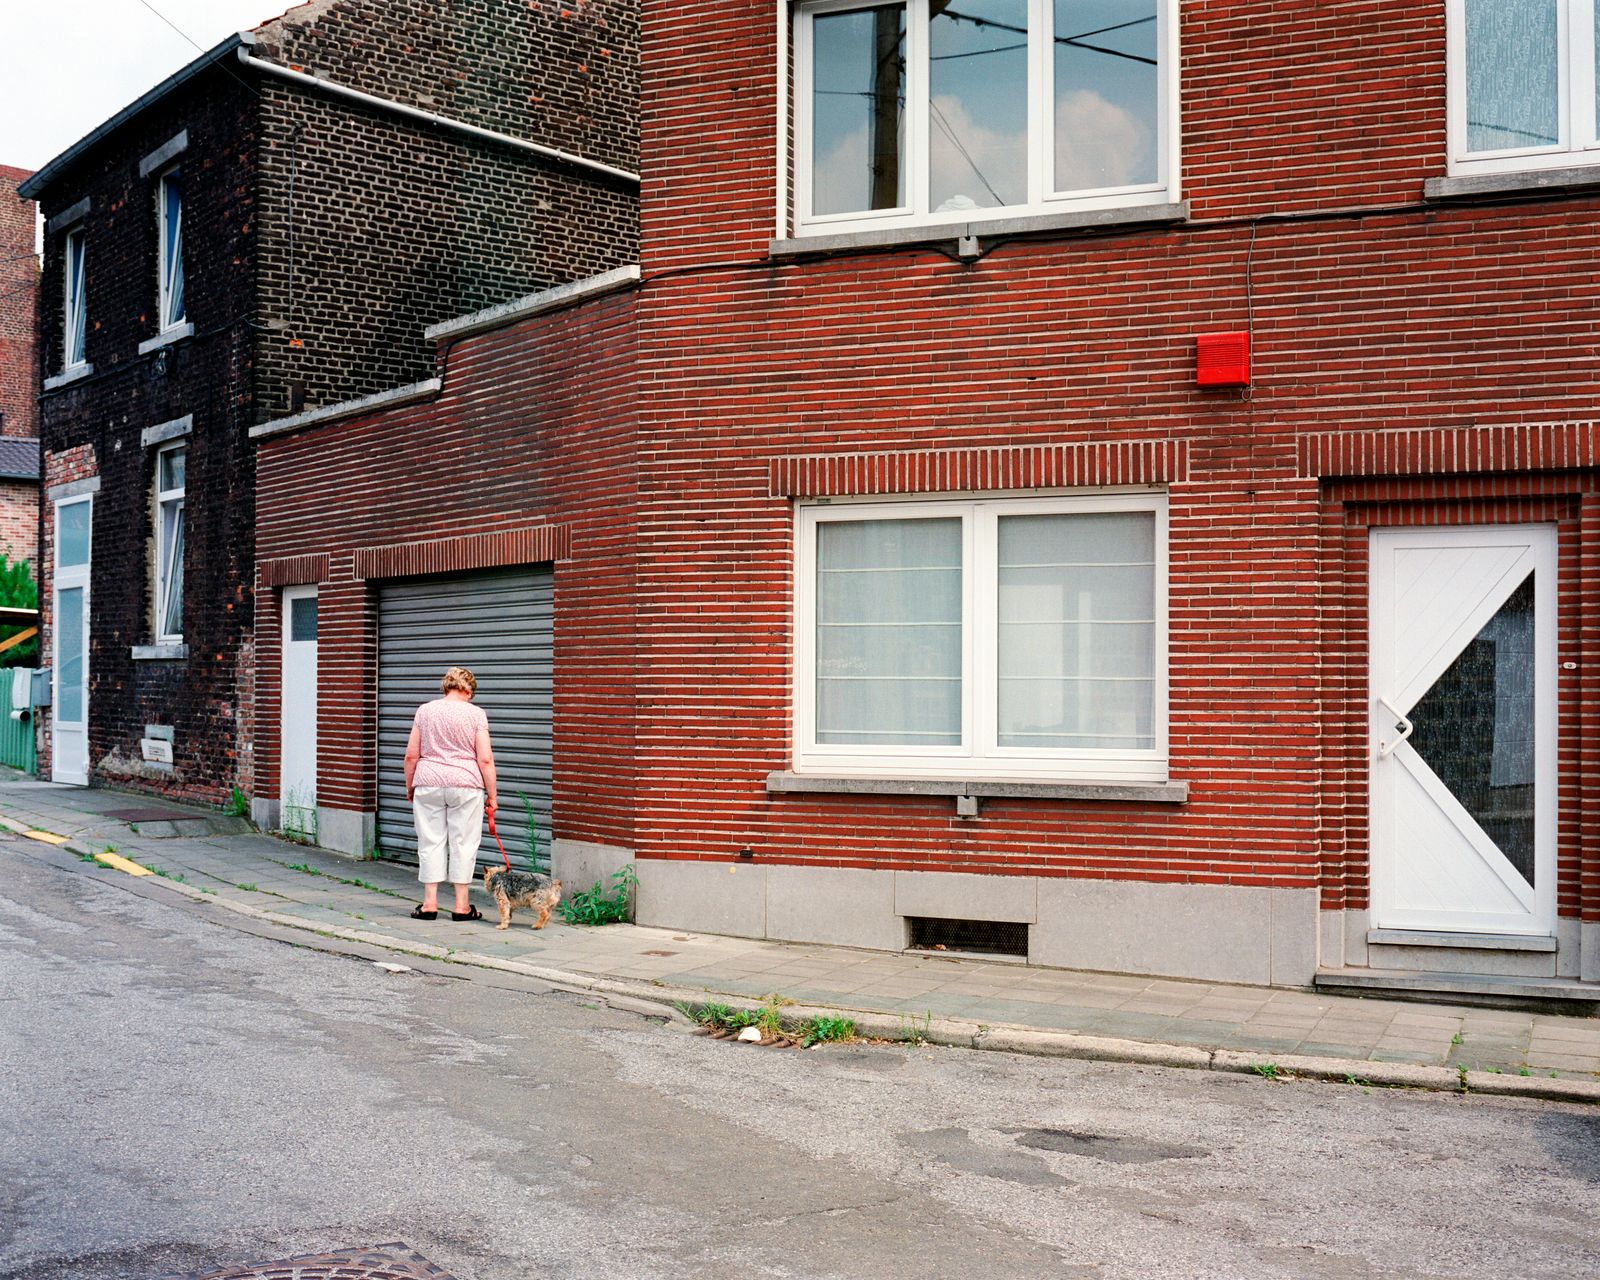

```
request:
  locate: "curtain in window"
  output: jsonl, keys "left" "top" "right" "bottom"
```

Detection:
{"left": 162, "top": 173, "right": 186, "bottom": 327}
{"left": 1465, "top": 0, "right": 1559, "bottom": 153}
{"left": 57, "top": 587, "right": 84, "bottom": 723}
{"left": 996, "top": 511, "right": 1155, "bottom": 750}
{"left": 161, "top": 502, "right": 184, "bottom": 638}
{"left": 816, "top": 518, "right": 962, "bottom": 745}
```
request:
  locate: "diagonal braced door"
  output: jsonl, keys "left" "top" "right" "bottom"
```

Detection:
{"left": 1370, "top": 525, "right": 1557, "bottom": 937}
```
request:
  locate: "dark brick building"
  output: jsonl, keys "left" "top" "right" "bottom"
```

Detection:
{"left": 20, "top": 0, "right": 637, "bottom": 806}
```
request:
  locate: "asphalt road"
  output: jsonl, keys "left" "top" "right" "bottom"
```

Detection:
{"left": 3, "top": 841, "right": 1598, "bottom": 1280}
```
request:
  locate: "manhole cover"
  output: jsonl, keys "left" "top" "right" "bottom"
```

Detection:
{"left": 162, "top": 1242, "right": 460, "bottom": 1279}
{"left": 104, "top": 807, "right": 198, "bottom": 823}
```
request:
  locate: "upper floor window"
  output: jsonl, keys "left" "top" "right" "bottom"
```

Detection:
{"left": 1449, "top": 0, "right": 1600, "bottom": 175}
{"left": 155, "top": 444, "right": 186, "bottom": 642}
{"left": 792, "top": 0, "right": 1176, "bottom": 236}
{"left": 157, "top": 167, "right": 186, "bottom": 332}
{"left": 63, "top": 227, "right": 87, "bottom": 369}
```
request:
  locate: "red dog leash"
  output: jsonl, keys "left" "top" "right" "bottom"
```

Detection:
{"left": 486, "top": 810, "right": 512, "bottom": 871}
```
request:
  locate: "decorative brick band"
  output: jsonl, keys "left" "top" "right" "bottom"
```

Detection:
{"left": 352, "top": 524, "right": 571, "bottom": 581}
{"left": 1299, "top": 422, "right": 1600, "bottom": 479}
{"left": 769, "top": 440, "right": 1188, "bottom": 498}
{"left": 258, "top": 553, "right": 330, "bottom": 588}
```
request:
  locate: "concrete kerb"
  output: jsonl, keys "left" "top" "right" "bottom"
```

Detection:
{"left": 21, "top": 820, "right": 1600, "bottom": 1107}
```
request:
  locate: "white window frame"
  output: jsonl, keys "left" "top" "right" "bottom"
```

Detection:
{"left": 156, "top": 166, "right": 186, "bottom": 333}
{"left": 1446, "top": 0, "right": 1600, "bottom": 176}
{"left": 63, "top": 226, "right": 87, "bottom": 371}
{"left": 788, "top": 0, "right": 1179, "bottom": 237}
{"left": 154, "top": 443, "right": 186, "bottom": 644}
{"left": 794, "top": 490, "right": 1168, "bottom": 781}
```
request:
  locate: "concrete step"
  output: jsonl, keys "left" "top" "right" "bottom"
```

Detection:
{"left": 1316, "top": 967, "right": 1600, "bottom": 1015}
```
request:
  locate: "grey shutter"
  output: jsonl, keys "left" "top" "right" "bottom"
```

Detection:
{"left": 376, "top": 566, "right": 553, "bottom": 872}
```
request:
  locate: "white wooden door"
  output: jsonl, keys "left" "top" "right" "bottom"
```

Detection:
{"left": 1370, "top": 525, "right": 1557, "bottom": 936}
{"left": 280, "top": 586, "right": 318, "bottom": 836}
{"left": 51, "top": 496, "right": 91, "bottom": 786}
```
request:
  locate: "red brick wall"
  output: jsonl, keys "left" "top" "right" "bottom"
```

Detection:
{"left": 254, "top": 288, "right": 639, "bottom": 848}
{"left": 0, "top": 478, "right": 38, "bottom": 566}
{"left": 0, "top": 165, "right": 37, "bottom": 440}
{"left": 627, "top": 0, "right": 1600, "bottom": 931}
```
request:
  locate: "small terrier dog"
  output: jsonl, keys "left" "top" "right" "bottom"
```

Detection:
{"left": 484, "top": 866, "right": 563, "bottom": 930}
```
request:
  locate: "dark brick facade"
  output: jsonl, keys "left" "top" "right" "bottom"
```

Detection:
{"left": 30, "top": 0, "right": 638, "bottom": 802}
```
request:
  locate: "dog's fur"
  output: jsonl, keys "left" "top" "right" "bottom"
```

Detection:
{"left": 484, "top": 866, "right": 563, "bottom": 930}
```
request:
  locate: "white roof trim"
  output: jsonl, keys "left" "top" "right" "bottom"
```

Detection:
{"left": 250, "top": 378, "right": 442, "bottom": 441}
{"left": 425, "top": 264, "right": 641, "bottom": 343}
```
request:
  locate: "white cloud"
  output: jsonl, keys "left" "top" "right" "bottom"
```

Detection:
{"left": 1053, "top": 88, "right": 1154, "bottom": 192}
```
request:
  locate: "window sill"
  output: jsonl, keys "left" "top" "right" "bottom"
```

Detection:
{"left": 770, "top": 201, "right": 1190, "bottom": 259}
{"left": 131, "top": 643, "right": 188, "bottom": 661}
{"left": 138, "top": 323, "right": 194, "bottom": 354}
{"left": 766, "top": 771, "right": 1187, "bottom": 804}
{"left": 43, "top": 364, "right": 93, "bottom": 391}
{"left": 1424, "top": 165, "right": 1600, "bottom": 202}
{"left": 1367, "top": 928, "right": 1557, "bottom": 953}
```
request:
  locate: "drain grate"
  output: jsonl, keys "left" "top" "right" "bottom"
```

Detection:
{"left": 907, "top": 916, "right": 1028, "bottom": 958}
{"left": 162, "top": 1242, "right": 459, "bottom": 1280}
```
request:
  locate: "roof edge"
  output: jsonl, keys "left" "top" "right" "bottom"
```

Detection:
{"left": 18, "top": 32, "right": 256, "bottom": 202}
{"left": 424, "top": 264, "right": 642, "bottom": 344}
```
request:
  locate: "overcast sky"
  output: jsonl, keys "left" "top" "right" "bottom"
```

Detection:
{"left": 1, "top": 0, "right": 295, "bottom": 173}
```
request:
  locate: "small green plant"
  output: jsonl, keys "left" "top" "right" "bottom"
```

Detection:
{"left": 517, "top": 791, "right": 542, "bottom": 872}
{"left": 150, "top": 867, "right": 186, "bottom": 883}
{"left": 558, "top": 863, "right": 638, "bottom": 926}
{"left": 1519, "top": 1067, "right": 1531, "bottom": 1077}
{"left": 755, "top": 993, "right": 793, "bottom": 1039}
{"left": 1344, "top": 1073, "right": 1372, "bottom": 1088}
{"left": 198, "top": 887, "right": 216, "bottom": 895}
{"left": 237, "top": 883, "right": 258, "bottom": 892}
{"left": 1450, "top": 1031, "right": 1464, "bottom": 1046}
{"left": 1487, "top": 1066, "right": 1503, "bottom": 1074}
{"left": 899, "top": 1010, "right": 932, "bottom": 1046}
{"left": 223, "top": 787, "right": 250, "bottom": 817}
{"left": 286, "top": 862, "right": 322, "bottom": 877}
{"left": 364, "top": 832, "right": 384, "bottom": 861}
{"left": 1458, "top": 1065, "right": 1470, "bottom": 1091}
{"left": 1252, "top": 1062, "right": 1281, "bottom": 1081}
{"left": 76, "top": 851, "right": 99, "bottom": 863}
{"left": 278, "top": 859, "right": 406, "bottom": 898}
{"left": 281, "top": 786, "right": 317, "bottom": 844}
{"left": 802, "top": 1014, "right": 856, "bottom": 1047}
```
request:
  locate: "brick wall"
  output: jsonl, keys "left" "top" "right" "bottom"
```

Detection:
{"left": 0, "top": 478, "right": 39, "bottom": 566}
{"left": 0, "top": 165, "right": 37, "bottom": 440}
{"left": 249, "top": 0, "right": 639, "bottom": 419}
{"left": 626, "top": 0, "right": 1600, "bottom": 937}
{"left": 254, "top": 287, "right": 639, "bottom": 848}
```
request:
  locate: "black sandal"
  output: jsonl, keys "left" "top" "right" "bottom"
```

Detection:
{"left": 410, "top": 905, "right": 438, "bottom": 920}
{"left": 451, "top": 905, "right": 483, "bottom": 922}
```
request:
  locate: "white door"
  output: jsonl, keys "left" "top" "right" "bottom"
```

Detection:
{"left": 1370, "top": 525, "right": 1557, "bottom": 936}
{"left": 280, "top": 586, "right": 318, "bottom": 836}
{"left": 51, "top": 497, "right": 91, "bottom": 786}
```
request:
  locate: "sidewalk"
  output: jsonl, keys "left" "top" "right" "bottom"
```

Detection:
{"left": 5, "top": 774, "right": 1597, "bottom": 1103}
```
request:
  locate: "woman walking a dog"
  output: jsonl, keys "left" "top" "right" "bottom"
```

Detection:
{"left": 404, "top": 665, "right": 497, "bottom": 921}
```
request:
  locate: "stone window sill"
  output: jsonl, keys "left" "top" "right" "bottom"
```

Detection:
{"left": 1424, "top": 165, "right": 1600, "bottom": 202}
{"left": 770, "top": 201, "right": 1190, "bottom": 259}
{"left": 1367, "top": 928, "right": 1557, "bottom": 953}
{"left": 131, "top": 643, "right": 188, "bottom": 661}
{"left": 138, "top": 323, "right": 194, "bottom": 355}
{"left": 766, "top": 771, "right": 1188, "bottom": 804}
{"left": 43, "top": 364, "right": 93, "bottom": 391}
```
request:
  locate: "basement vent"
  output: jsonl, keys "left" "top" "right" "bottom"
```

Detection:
{"left": 907, "top": 916, "right": 1029, "bottom": 958}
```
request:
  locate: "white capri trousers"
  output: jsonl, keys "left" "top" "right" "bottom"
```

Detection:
{"left": 412, "top": 786, "right": 485, "bottom": 884}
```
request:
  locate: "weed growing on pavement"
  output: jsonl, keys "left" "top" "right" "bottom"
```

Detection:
{"left": 76, "top": 851, "right": 98, "bottom": 863}
{"left": 1343, "top": 1073, "right": 1372, "bottom": 1088}
{"left": 198, "top": 887, "right": 216, "bottom": 895}
{"left": 1450, "top": 1031, "right": 1464, "bottom": 1046}
{"left": 149, "top": 866, "right": 186, "bottom": 883}
{"left": 678, "top": 997, "right": 856, "bottom": 1047}
{"left": 1520, "top": 1067, "right": 1531, "bottom": 1076}
{"left": 1252, "top": 1062, "right": 1281, "bottom": 1081}
{"left": 898, "top": 1010, "right": 932, "bottom": 1046}
{"left": 279, "top": 860, "right": 405, "bottom": 898}
{"left": 803, "top": 1014, "right": 856, "bottom": 1046}
{"left": 223, "top": 787, "right": 250, "bottom": 817}
{"left": 237, "top": 883, "right": 258, "bottom": 892}
{"left": 518, "top": 791, "right": 542, "bottom": 871}
{"left": 1457, "top": 1065, "right": 1470, "bottom": 1091}
{"left": 558, "top": 863, "right": 638, "bottom": 926}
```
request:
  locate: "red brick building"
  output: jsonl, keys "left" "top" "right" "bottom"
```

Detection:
{"left": 255, "top": 0, "right": 1600, "bottom": 999}
{"left": 0, "top": 166, "right": 40, "bottom": 569}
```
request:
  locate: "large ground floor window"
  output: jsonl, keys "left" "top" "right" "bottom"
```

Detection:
{"left": 795, "top": 491, "right": 1167, "bottom": 779}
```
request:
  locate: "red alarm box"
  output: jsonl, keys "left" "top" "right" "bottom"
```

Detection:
{"left": 1196, "top": 331, "right": 1251, "bottom": 387}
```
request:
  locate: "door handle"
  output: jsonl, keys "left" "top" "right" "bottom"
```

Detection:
{"left": 1376, "top": 696, "right": 1414, "bottom": 759}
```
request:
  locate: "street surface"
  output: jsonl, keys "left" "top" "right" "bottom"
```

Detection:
{"left": 3, "top": 842, "right": 1598, "bottom": 1279}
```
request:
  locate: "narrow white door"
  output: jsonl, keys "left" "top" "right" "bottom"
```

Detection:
{"left": 1370, "top": 525, "right": 1557, "bottom": 936}
{"left": 51, "top": 496, "right": 91, "bottom": 786}
{"left": 280, "top": 586, "right": 318, "bottom": 836}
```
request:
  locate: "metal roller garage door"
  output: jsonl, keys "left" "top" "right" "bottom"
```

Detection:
{"left": 376, "top": 566, "right": 552, "bottom": 872}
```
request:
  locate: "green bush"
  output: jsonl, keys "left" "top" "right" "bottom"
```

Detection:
{"left": 0, "top": 551, "right": 39, "bottom": 667}
{"left": 558, "top": 863, "right": 638, "bottom": 926}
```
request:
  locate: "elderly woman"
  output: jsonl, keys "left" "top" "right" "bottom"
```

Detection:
{"left": 404, "top": 665, "right": 498, "bottom": 921}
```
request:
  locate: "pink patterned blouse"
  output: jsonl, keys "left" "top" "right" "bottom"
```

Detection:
{"left": 411, "top": 697, "right": 488, "bottom": 790}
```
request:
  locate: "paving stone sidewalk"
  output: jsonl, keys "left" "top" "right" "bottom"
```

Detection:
{"left": 5, "top": 776, "right": 1598, "bottom": 1083}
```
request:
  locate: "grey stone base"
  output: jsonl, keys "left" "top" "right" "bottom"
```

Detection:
{"left": 636, "top": 860, "right": 1320, "bottom": 987}
{"left": 552, "top": 839, "right": 635, "bottom": 917}
{"left": 316, "top": 805, "right": 375, "bottom": 859}
{"left": 251, "top": 798, "right": 280, "bottom": 832}
{"left": 1323, "top": 909, "right": 1585, "bottom": 981}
